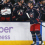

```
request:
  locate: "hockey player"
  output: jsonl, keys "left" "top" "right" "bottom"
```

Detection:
{"left": 20, "top": 0, "right": 26, "bottom": 6}
{"left": 13, "top": 2, "right": 27, "bottom": 21}
{"left": 1, "top": 0, "right": 13, "bottom": 21}
{"left": 27, "top": 3, "right": 44, "bottom": 45}
{"left": 13, "top": 2, "right": 20, "bottom": 8}
{"left": 40, "top": 0, "right": 45, "bottom": 21}
{"left": 16, "top": 2, "right": 43, "bottom": 45}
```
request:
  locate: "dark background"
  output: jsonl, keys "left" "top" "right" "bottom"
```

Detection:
{"left": 10, "top": 0, "right": 43, "bottom": 3}
{"left": 11, "top": 0, "right": 43, "bottom": 3}
{"left": 0, "top": 0, "right": 43, "bottom": 4}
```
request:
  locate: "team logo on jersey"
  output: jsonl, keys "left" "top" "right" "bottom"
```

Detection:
{"left": 29, "top": 12, "right": 34, "bottom": 18}
{"left": 17, "top": 10, "right": 24, "bottom": 15}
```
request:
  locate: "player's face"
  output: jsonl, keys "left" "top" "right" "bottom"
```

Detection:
{"left": 7, "top": 0, "right": 10, "bottom": 2}
{"left": 28, "top": 3, "right": 31, "bottom": 7}
{"left": 43, "top": 0, "right": 45, "bottom": 4}
{"left": 18, "top": 2, "right": 20, "bottom": 4}
{"left": 21, "top": 0, "right": 24, "bottom": 3}
{"left": 28, "top": 3, "right": 32, "bottom": 7}
{"left": 30, "top": 5, "right": 33, "bottom": 9}
{"left": 19, "top": 3, "right": 22, "bottom": 6}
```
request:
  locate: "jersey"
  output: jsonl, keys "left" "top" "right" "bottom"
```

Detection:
{"left": 1, "top": 1, "right": 13, "bottom": 17}
{"left": 18, "top": 7, "right": 40, "bottom": 24}
{"left": 13, "top": 3, "right": 19, "bottom": 8}
{"left": 0, "top": 1, "right": 13, "bottom": 21}
{"left": 13, "top": 5, "right": 27, "bottom": 18}
{"left": 34, "top": 5, "right": 42, "bottom": 20}
{"left": 40, "top": 4, "right": 45, "bottom": 21}
{"left": 0, "top": 2, "right": 2, "bottom": 16}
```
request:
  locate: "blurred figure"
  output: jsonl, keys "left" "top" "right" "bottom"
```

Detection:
{"left": 13, "top": 2, "right": 20, "bottom": 8}
{"left": 20, "top": 0, "right": 26, "bottom": 6}
{"left": 0, "top": 1, "right": 3, "bottom": 21}
{"left": 40, "top": 0, "right": 45, "bottom": 21}
{"left": 1, "top": 0, "right": 13, "bottom": 21}
{"left": 13, "top": 2, "right": 27, "bottom": 21}
{"left": 27, "top": 2, "right": 33, "bottom": 9}
{"left": 29, "top": 0, "right": 35, "bottom": 4}
{"left": 16, "top": 2, "right": 44, "bottom": 45}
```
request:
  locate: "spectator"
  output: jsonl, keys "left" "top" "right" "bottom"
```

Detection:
{"left": 1, "top": 0, "right": 13, "bottom": 21}
{"left": 0, "top": 0, "right": 45, "bottom": 22}
{"left": 13, "top": 2, "right": 27, "bottom": 21}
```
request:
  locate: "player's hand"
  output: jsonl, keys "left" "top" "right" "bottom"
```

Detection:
{"left": 38, "top": 22, "right": 41, "bottom": 24}
{"left": 13, "top": 8, "right": 15, "bottom": 11}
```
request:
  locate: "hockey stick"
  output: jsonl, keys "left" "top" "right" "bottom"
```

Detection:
{"left": 26, "top": 13, "right": 45, "bottom": 27}
{"left": 38, "top": 23, "right": 45, "bottom": 27}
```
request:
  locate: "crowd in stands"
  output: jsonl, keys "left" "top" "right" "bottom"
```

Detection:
{"left": 0, "top": 0, "right": 45, "bottom": 22}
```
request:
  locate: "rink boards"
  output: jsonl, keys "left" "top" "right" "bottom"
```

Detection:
{"left": 0, "top": 22, "right": 45, "bottom": 45}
